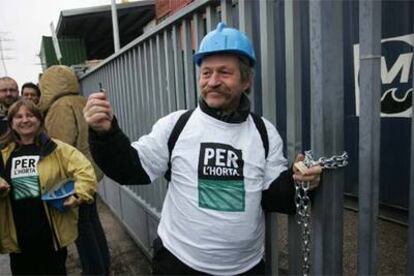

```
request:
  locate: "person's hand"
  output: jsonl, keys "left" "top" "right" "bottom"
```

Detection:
{"left": 63, "top": 195, "right": 81, "bottom": 209}
{"left": 83, "top": 92, "right": 114, "bottom": 133}
{"left": 292, "top": 154, "right": 322, "bottom": 190}
{"left": 0, "top": 178, "right": 10, "bottom": 194}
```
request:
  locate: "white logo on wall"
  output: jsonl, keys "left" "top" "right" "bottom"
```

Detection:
{"left": 353, "top": 33, "right": 413, "bottom": 118}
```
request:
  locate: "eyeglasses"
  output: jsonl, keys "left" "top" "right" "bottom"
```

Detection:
{"left": 0, "top": 88, "right": 18, "bottom": 93}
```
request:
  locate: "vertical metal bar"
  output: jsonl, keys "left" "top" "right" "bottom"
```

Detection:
{"left": 285, "top": 0, "right": 303, "bottom": 161}
{"left": 145, "top": 40, "right": 155, "bottom": 204}
{"left": 138, "top": 46, "right": 147, "bottom": 132}
{"left": 122, "top": 55, "right": 130, "bottom": 132}
{"left": 150, "top": 38, "right": 159, "bottom": 121}
{"left": 119, "top": 57, "right": 126, "bottom": 128}
{"left": 409, "top": 25, "right": 414, "bottom": 274}
{"left": 193, "top": 13, "right": 205, "bottom": 49}
{"left": 172, "top": 24, "right": 185, "bottom": 109}
{"left": 156, "top": 33, "right": 167, "bottom": 117}
{"left": 123, "top": 55, "right": 131, "bottom": 136}
{"left": 110, "top": 61, "right": 117, "bottom": 120}
{"left": 107, "top": 63, "right": 113, "bottom": 103}
{"left": 357, "top": 1, "right": 381, "bottom": 275}
{"left": 129, "top": 52, "right": 136, "bottom": 136}
{"left": 182, "top": 19, "right": 196, "bottom": 109}
{"left": 133, "top": 47, "right": 141, "bottom": 139}
{"left": 143, "top": 42, "right": 151, "bottom": 133}
{"left": 220, "top": 0, "right": 233, "bottom": 26}
{"left": 238, "top": 0, "right": 255, "bottom": 110}
{"left": 119, "top": 57, "right": 125, "bottom": 125}
{"left": 104, "top": 65, "right": 109, "bottom": 95}
{"left": 164, "top": 30, "right": 177, "bottom": 112}
{"left": 140, "top": 43, "right": 153, "bottom": 209}
{"left": 260, "top": 0, "right": 276, "bottom": 122}
{"left": 285, "top": 0, "right": 303, "bottom": 274}
{"left": 110, "top": 0, "right": 120, "bottom": 52}
{"left": 120, "top": 56, "right": 127, "bottom": 132}
{"left": 308, "top": 2, "right": 324, "bottom": 273}
{"left": 130, "top": 50, "right": 138, "bottom": 140}
{"left": 110, "top": 62, "right": 116, "bottom": 119}
{"left": 136, "top": 49, "right": 145, "bottom": 196}
{"left": 193, "top": 13, "right": 205, "bottom": 98}
{"left": 151, "top": 33, "right": 167, "bottom": 206}
{"left": 206, "top": 5, "right": 219, "bottom": 32}
{"left": 134, "top": 45, "right": 145, "bottom": 137}
{"left": 114, "top": 59, "right": 121, "bottom": 125}
{"left": 309, "top": 1, "right": 345, "bottom": 274}
{"left": 117, "top": 57, "right": 123, "bottom": 127}
{"left": 259, "top": 0, "right": 278, "bottom": 274}
{"left": 125, "top": 54, "right": 132, "bottom": 134}
{"left": 238, "top": 0, "right": 252, "bottom": 35}
{"left": 264, "top": 214, "right": 278, "bottom": 275}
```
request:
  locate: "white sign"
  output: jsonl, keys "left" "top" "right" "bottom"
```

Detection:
{"left": 353, "top": 33, "right": 413, "bottom": 118}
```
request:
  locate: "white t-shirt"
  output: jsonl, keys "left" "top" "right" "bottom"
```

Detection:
{"left": 132, "top": 107, "right": 287, "bottom": 275}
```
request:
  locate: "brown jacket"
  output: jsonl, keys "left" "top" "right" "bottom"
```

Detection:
{"left": 39, "top": 65, "right": 103, "bottom": 181}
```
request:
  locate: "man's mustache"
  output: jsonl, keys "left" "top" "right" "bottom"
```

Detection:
{"left": 202, "top": 87, "right": 227, "bottom": 94}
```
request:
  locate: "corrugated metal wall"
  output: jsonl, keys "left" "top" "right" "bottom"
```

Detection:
{"left": 79, "top": 0, "right": 414, "bottom": 274}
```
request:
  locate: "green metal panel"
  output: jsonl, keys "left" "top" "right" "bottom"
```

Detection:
{"left": 39, "top": 36, "right": 87, "bottom": 70}
{"left": 39, "top": 36, "right": 58, "bottom": 70}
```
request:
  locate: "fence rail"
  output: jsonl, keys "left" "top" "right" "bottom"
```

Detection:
{"left": 80, "top": 0, "right": 413, "bottom": 274}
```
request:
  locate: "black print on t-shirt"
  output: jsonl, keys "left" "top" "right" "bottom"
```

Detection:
{"left": 198, "top": 143, "right": 244, "bottom": 181}
{"left": 11, "top": 155, "right": 40, "bottom": 200}
{"left": 198, "top": 143, "right": 245, "bottom": 212}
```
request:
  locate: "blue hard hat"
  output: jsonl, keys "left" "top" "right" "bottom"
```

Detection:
{"left": 41, "top": 179, "right": 75, "bottom": 212}
{"left": 194, "top": 22, "right": 256, "bottom": 66}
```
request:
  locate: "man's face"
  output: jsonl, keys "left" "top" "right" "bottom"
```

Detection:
{"left": 199, "top": 54, "right": 251, "bottom": 112}
{"left": 22, "top": 87, "right": 40, "bottom": 105}
{"left": 0, "top": 79, "right": 19, "bottom": 107}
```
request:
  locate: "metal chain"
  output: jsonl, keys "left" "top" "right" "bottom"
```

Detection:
{"left": 304, "top": 150, "right": 349, "bottom": 169}
{"left": 295, "top": 179, "right": 312, "bottom": 276}
{"left": 295, "top": 151, "right": 349, "bottom": 276}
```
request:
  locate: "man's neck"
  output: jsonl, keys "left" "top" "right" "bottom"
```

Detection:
{"left": 199, "top": 93, "right": 251, "bottom": 123}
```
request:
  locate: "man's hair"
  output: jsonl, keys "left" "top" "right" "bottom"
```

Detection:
{"left": 0, "top": 76, "right": 16, "bottom": 82}
{"left": 238, "top": 56, "right": 254, "bottom": 95}
{"left": 21, "top": 82, "right": 41, "bottom": 97}
{"left": 0, "top": 76, "right": 18, "bottom": 90}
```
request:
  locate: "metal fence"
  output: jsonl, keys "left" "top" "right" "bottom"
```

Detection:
{"left": 79, "top": 0, "right": 414, "bottom": 274}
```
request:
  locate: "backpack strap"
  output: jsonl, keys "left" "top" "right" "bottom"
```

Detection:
{"left": 250, "top": 112, "right": 269, "bottom": 159}
{"left": 164, "top": 110, "right": 269, "bottom": 182}
{"left": 164, "top": 109, "right": 195, "bottom": 182}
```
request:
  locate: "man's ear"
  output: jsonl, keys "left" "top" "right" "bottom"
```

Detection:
{"left": 242, "top": 73, "right": 253, "bottom": 92}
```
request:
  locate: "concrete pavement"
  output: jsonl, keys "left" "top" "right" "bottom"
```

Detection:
{"left": 0, "top": 196, "right": 408, "bottom": 275}
{"left": 0, "top": 196, "right": 152, "bottom": 275}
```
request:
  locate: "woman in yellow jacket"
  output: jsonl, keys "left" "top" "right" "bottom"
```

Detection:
{"left": 0, "top": 99, "right": 97, "bottom": 275}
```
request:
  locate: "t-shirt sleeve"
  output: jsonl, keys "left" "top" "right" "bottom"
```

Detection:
{"left": 262, "top": 118, "right": 288, "bottom": 190}
{"left": 133, "top": 110, "right": 186, "bottom": 182}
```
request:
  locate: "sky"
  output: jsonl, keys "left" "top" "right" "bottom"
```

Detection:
{"left": 0, "top": 0, "right": 114, "bottom": 88}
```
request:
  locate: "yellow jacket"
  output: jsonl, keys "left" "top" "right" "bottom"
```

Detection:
{"left": 0, "top": 135, "right": 97, "bottom": 253}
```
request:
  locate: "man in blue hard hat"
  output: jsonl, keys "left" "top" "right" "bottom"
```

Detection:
{"left": 83, "top": 22, "right": 322, "bottom": 275}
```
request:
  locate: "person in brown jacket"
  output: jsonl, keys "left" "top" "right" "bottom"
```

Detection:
{"left": 39, "top": 65, "right": 110, "bottom": 275}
